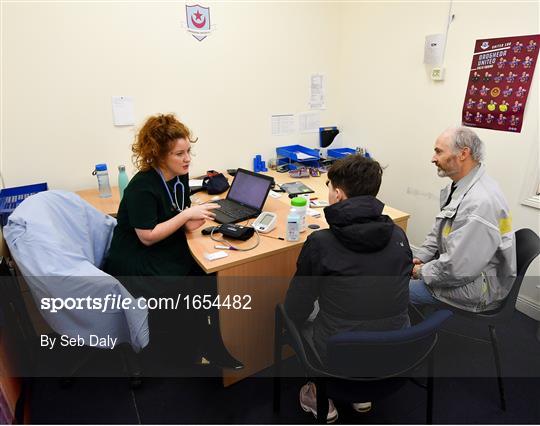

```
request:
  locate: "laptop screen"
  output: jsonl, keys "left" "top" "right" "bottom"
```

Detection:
{"left": 227, "top": 169, "right": 273, "bottom": 210}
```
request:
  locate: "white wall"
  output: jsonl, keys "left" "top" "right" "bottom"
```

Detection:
{"left": 337, "top": 1, "right": 540, "bottom": 315}
{"left": 1, "top": 2, "right": 341, "bottom": 189}
{"left": 2, "top": 1, "right": 539, "bottom": 315}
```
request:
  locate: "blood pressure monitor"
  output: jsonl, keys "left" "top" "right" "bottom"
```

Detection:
{"left": 253, "top": 211, "right": 277, "bottom": 233}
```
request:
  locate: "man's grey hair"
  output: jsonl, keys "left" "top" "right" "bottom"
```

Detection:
{"left": 446, "top": 126, "right": 485, "bottom": 162}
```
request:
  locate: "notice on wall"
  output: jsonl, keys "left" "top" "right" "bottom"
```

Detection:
{"left": 462, "top": 34, "right": 539, "bottom": 133}
{"left": 309, "top": 74, "right": 326, "bottom": 109}
{"left": 271, "top": 114, "right": 296, "bottom": 136}
{"left": 112, "top": 96, "right": 135, "bottom": 126}
{"left": 298, "top": 111, "right": 321, "bottom": 133}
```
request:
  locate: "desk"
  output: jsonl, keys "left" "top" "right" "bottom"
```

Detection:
{"left": 77, "top": 171, "right": 409, "bottom": 386}
{"left": 76, "top": 186, "right": 120, "bottom": 217}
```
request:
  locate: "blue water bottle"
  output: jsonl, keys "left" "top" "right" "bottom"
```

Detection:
{"left": 118, "top": 165, "right": 129, "bottom": 200}
{"left": 92, "top": 163, "right": 112, "bottom": 198}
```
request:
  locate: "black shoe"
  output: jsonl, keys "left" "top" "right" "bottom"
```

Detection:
{"left": 204, "top": 347, "right": 244, "bottom": 370}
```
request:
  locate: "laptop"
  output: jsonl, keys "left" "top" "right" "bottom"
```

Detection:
{"left": 212, "top": 168, "right": 274, "bottom": 224}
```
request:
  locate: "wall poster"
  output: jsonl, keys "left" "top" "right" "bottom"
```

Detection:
{"left": 462, "top": 34, "right": 539, "bottom": 133}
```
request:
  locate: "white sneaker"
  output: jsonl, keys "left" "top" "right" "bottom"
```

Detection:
{"left": 299, "top": 382, "right": 338, "bottom": 423}
{"left": 352, "top": 401, "right": 372, "bottom": 413}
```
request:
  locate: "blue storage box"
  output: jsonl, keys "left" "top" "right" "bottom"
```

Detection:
{"left": 0, "top": 182, "right": 48, "bottom": 226}
{"left": 327, "top": 148, "right": 356, "bottom": 159}
{"left": 276, "top": 145, "right": 320, "bottom": 170}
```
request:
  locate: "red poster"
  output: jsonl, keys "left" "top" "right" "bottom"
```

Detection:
{"left": 462, "top": 34, "right": 539, "bottom": 133}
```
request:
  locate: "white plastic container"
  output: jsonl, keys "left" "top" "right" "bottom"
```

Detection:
{"left": 286, "top": 209, "right": 301, "bottom": 242}
{"left": 291, "top": 196, "right": 308, "bottom": 232}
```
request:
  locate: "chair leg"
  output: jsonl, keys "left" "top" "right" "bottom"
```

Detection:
{"left": 409, "top": 302, "right": 426, "bottom": 323}
{"left": 273, "top": 308, "right": 282, "bottom": 413}
{"left": 119, "top": 343, "right": 142, "bottom": 389}
{"left": 488, "top": 325, "right": 506, "bottom": 411}
{"left": 426, "top": 354, "right": 434, "bottom": 425}
{"left": 15, "top": 378, "right": 32, "bottom": 424}
{"left": 315, "top": 378, "right": 328, "bottom": 425}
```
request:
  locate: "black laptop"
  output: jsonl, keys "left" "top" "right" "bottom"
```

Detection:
{"left": 212, "top": 168, "right": 274, "bottom": 224}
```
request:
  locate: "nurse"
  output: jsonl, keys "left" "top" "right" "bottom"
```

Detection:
{"left": 105, "top": 113, "right": 243, "bottom": 369}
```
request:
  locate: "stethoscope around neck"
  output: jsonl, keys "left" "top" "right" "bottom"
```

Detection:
{"left": 155, "top": 167, "right": 185, "bottom": 213}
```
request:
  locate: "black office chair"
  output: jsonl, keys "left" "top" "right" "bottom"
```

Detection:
{"left": 440, "top": 228, "right": 540, "bottom": 411}
{"left": 273, "top": 303, "right": 453, "bottom": 424}
{"left": 0, "top": 256, "right": 38, "bottom": 424}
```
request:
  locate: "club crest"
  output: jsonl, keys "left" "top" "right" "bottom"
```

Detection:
{"left": 185, "top": 4, "right": 212, "bottom": 41}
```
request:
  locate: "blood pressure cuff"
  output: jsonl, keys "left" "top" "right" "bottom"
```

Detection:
{"left": 202, "top": 170, "right": 230, "bottom": 195}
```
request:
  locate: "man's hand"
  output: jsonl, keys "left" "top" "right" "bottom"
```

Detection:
{"left": 412, "top": 262, "right": 424, "bottom": 280}
{"left": 413, "top": 258, "right": 423, "bottom": 265}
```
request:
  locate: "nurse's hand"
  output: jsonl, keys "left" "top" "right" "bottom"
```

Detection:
{"left": 186, "top": 203, "right": 220, "bottom": 220}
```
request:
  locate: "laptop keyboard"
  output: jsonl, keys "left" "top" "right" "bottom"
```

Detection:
{"left": 217, "top": 200, "right": 255, "bottom": 217}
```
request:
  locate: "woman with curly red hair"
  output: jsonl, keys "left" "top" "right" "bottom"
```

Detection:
{"left": 105, "top": 113, "right": 243, "bottom": 370}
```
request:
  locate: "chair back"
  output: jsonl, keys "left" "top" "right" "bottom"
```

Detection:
{"left": 489, "top": 228, "right": 540, "bottom": 320}
{"left": 5, "top": 190, "right": 117, "bottom": 273}
{"left": 3, "top": 190, "right": 149, "bottom": 352}
{"left": 326, "top": 310, "right": 453, "bottom": 378}
{"left": 515, "top": 228, "right": 540, "bottom": 278}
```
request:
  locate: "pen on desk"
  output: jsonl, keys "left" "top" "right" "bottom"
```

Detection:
{"left": 260, "top": 234, "right": 285, "bottom": 241}
{"left": 214, "top": 245, "right": 237, "bottom": 250}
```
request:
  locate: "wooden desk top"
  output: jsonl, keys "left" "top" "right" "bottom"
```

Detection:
{"left": 76, "top": 171, "right": 410, "bottom": 274}
{"left": 76, "top": 186, "right": 120, "bottom": 217}
{"left": 187, "top": 193, "right": 327, "bottom": 273}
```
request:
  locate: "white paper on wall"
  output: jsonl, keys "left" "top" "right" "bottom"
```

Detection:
{"left": 271, "top": 114, "right": 296, "bottom": 136}
{"left": 112, "top": 96, "right": 135, "bottom": 126}
{"left": 309, "top": 74, "right": 326, "bottom": 109}
{"left": 299, "top": 111, "right": 321, "bottom": 133}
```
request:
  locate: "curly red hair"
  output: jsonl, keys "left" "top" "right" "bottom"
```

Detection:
{"left": 132, "top": 114, "right": 197, "bottom": 171}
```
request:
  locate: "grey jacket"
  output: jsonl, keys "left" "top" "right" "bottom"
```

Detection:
{"left": 417, "top": 164, "right": 516, "bottom": 312}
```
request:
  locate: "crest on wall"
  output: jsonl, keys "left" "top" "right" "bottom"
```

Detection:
{"left": 185, "top": 4, "right": 212, "bottom": 41}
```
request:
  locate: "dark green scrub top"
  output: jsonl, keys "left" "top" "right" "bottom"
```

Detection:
{"left": 104, "top": 168, "right": 195, "bottom": 297}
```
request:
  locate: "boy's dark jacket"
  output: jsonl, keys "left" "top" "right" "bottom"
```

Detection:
{"left": 284, "top": 195, "right": 413, "bottom": 360}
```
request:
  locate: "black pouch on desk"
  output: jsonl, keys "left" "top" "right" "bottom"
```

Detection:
{"left": 219, "top": 224, "right": 255, "bottom": 241}
{"left": 202, "top": 171, "right": 230, "bottom": 195}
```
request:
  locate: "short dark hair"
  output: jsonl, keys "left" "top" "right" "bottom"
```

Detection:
{"left": 327, "top": 154, "right": 382, "bottom": 197}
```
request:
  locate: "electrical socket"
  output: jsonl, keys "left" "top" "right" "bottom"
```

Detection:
{"left": 431, "top": 67, "right": 445, "bottom": 81}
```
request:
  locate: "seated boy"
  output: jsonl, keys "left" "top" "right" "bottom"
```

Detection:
{"left": 284, "top": 154, "right": 412, "bottom": 422}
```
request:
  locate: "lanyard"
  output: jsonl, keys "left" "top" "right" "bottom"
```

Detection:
{"left": 155, "top": 168, "right": 185, "bottom": 212}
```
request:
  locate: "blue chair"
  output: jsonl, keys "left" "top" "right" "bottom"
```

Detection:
{"left": 273, "top": 304, "right": 452, "bottom": 424}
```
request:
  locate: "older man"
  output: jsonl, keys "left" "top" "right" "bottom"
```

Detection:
{"left": 410, "top": 126, "right": 516, "bottom": 312}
